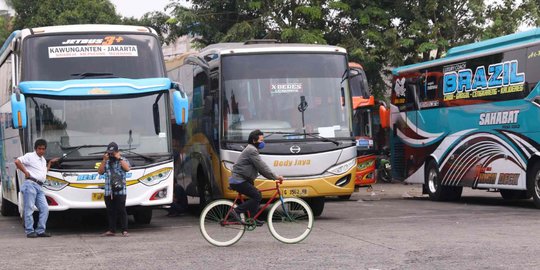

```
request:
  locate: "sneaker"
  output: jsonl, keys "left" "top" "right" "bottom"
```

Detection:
{"left": 122, "top": 231, "right": 129, "bottom": 237}
{"left": 228, "top": 209, "right": 245, "bottom": 223}
{"left": 101, "top": 231, "right": 115, "bottom": 237}
{"left": 26, "top": 232, "right": 37, "bottom": 238}
{"left": 255, "top": 219, "right": 265, "bottom": 227}
{"left": 37, "top": 232, "right": 51, "bottom": 237}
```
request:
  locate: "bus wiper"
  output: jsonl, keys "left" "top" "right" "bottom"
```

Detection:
{"left": 70, "top": 72, "right": 117, "bottom": 79}
{"left": 266, "top": 131, "right": 340, "bottom": 146}
{"left": 58, "top": 144, "right": 109, "bottom": 163}
{"left": 121, "top": 149, "right": 155, "bottom": 162}
{"left": 89, "top": 147, "right": 155, "bottom": 162}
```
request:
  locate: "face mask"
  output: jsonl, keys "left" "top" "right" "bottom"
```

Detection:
{"left": 257, "top": 141, "right": 265, "bottom": 149}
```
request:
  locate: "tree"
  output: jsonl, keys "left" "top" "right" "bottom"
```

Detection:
{"left": 0, "top": 14, "right": 11, "bottom": 43}
{"left": 164, "top": 0, "right": 332, "bottom": 47}
{"left": 7, "top": 0, "right": 121, "bottom": 30}
{"left": 334, "top": 0, "right": 539, "bottom": 97}
{"left": 156, "top": 0, "right": 540, "bottom": 98}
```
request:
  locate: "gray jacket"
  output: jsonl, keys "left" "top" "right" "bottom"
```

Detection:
{"left": 231, "top": 144, "right": 277, "bottom": 183}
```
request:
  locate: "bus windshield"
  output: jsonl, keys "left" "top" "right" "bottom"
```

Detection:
{"left": 26, "top": 92, "right": 170, "bottom": 166}
{"left": 22, "top": 33, "right": 164, "bottom": 81}
{"left": 221, "top": 53, "right": 352, "bottom": 141}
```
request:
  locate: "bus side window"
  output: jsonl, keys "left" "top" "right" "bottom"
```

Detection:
{"left": 404, "top": 78, "right": 419, "bottom": 111}
{"left": 527, "top": 45, "right": 540, "bottom": 92}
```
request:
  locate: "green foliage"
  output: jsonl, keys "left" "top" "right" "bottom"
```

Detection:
{"left": 3, "top": 0, "right": 539, "bottom": 100}
{"left": 8, "top": 0, "right": 121, "bottom": 30}
{"left": 0, "top": 16, "right": 11, "bottom": 43}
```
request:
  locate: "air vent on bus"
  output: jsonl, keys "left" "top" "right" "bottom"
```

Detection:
{"left": 392, "top": 139, "right": 406, "bottom": 180}
{"left": 244, "top": 39, "right": 279, "bottom": 45}
{"left": 335, "top": 175, "right": 351, "bottom": 187}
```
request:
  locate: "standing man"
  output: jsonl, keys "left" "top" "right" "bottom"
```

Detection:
{"left": 98, "top": 142, "right": 131, "bottom": 237}
{"left": 15, "top": 139, "right": 59, "bottom": 238}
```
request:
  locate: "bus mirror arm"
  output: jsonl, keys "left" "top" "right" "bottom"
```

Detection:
{"left": 184, "top": 55, "right": 209, "bottom": 70}
{"left": 171, "top": 82, "right": 186, "bottom": 99}
{"left": 13, "top": 86, "right": 21, "bottom": 102}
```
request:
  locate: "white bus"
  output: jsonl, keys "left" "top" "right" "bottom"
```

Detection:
{"left": 167, "top": 40, "right": 357, "bottom": 216}
{"left": 0, "top": 25, "right": 188, "bottom": 224}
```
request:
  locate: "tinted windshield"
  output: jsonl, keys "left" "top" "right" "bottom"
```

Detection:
{"left": 221, "top": 53, "right": 352, "bottom": 141}
{"left": 22, "top": 33, "right": 164, "bottom": 81}
{"left": 27, "top": 93, "right": 170, "bottom": 166}
{"left": 350, "top": 67, "right": 371, "bottom": 98}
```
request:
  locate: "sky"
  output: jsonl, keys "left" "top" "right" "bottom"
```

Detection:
{"left": 109, "top": 0, "right": 188, "bottom": 18}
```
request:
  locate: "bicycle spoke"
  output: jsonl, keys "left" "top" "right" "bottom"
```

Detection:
{"left": 268, "top": 198, "right": 313, "bottom": 244}
{"left": 200, "top": 200, "right": 245, "bottom": 246}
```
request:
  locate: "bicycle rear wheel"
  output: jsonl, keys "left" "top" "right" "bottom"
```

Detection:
{"left": 200, "top": 200, "right": 245, "bottom": 247}
{"left": 268, "top": 197, "right": 314, "bottom": 244}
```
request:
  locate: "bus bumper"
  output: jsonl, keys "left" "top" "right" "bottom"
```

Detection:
{"left": 355, "top": 155, "right": 377, "bottom": 187}
{"left": 43, "top": 180, "right": 173, "bottom": 211}
{"left": 222, "top": 166, "right": 356, "bottom": 199}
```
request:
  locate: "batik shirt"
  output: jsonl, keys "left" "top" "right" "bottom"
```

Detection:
{"left": 104, "top": 158, "right": 130, "bottom": 196}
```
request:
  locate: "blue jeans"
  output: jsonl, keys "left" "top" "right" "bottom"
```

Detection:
{"left": 21, "top": 180, "right": 49, "bottom": 235}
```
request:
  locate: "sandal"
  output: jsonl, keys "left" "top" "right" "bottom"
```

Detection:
{"left": 101, "top": 231, "right": 115, "bottom": 237}
{"left": 122, "top": 231, "right": 129, "bottom": 237}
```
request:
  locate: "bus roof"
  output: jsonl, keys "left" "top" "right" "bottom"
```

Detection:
{"left": 392, "top": 27, "right": 540, "bottom": 76}
{"left": 200, "top": 42, "right": 347, "bottom": 55}
{"left": 24, "top": 24, "right": 156, "bottom": 35}
{"left": 0, "top": 24, "right": 157, "bottom": 65}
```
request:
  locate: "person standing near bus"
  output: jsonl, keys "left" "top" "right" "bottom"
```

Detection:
{"left": 15, "top": 139, "right": 59, "bottom": 238}
{"left": 98, "top": 142, "right": 131, "bottom": 237}
{"left": 229, "top": 129, "right": 284, "bottom": 226}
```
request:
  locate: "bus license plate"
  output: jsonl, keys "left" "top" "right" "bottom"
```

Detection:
{"left": 92, "top": 193, "right": 105, "bottom": 201}
{"left": 282, "top": 188, "right": 308, "bottom": 197}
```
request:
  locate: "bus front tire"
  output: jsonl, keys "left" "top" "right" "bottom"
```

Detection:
{"left": 1, "top": 196, "right": 19, "bottom": 216}
{"left": 306, "top": 197, "right": 324, "bottom": 217}
{"left": 527, "top": 162, "right": 540, "bottom": 208}
{"left": 425, "top": 160, "right": 462, "bottom": 201}
{"left": 133, "top": 209, "right": 152, "bottom": 224}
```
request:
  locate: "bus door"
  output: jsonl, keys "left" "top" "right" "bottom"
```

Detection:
{"left": 392, "top": 76, "right": 420, "bottom": 180}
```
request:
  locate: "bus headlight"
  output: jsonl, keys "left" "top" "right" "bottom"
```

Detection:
{"left": 357, "top": 160, "right": 375, "bottom": 171}
{"left": 138, "top": 168, "right": 173, "bottom": 186}
{"left": 327, "top": 159, "right": 356, "bottom": 175}
{"left": 44, "top": 176, "right": 69, "bottom": 191}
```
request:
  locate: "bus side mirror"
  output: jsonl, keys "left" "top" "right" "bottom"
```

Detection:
{"left": 11, "top": 92, "right": 27, "bottom": 129}
{"left": 172, "top": 83, "right": 189, "bottom": 125}
{"left": 379, "top": 105, "right": 389, "bottom": 129}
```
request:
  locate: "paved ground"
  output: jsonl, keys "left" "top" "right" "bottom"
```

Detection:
{"left": 1, "top": 182, "right": 540, "bottom": 270}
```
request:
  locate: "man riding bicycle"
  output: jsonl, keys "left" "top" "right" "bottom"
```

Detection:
{"left": 229, "top": 129, "right": 284, "bottom": 226}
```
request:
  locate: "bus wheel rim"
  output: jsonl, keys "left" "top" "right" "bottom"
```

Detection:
{"left": 428, "top": 170, "right": 438, "bottom": 193}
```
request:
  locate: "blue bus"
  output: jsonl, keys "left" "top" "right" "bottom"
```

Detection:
{"left": 390, "top": 28, "right": 540, "bottom": 206}
{"left": 0, "top": 25, "right": 188, "bottom": 224}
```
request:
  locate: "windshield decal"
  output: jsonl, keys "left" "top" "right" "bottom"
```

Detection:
{"left": 270, "top": 82, "right": 303, "bottom": 94}
{"left": 48, "top": 45, "right": 138, "bottom": 58}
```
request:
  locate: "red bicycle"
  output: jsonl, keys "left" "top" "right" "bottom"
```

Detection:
{"left": 199, "top": 179, "right": 314, "bottom": 246}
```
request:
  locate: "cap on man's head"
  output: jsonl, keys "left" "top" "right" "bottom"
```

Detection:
{"left": 106, "top": 142, "right": 119, "bottom": 153}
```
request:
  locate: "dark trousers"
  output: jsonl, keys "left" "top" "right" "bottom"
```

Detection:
{"left": 230, "top": 181, "right": 261, "bottom": 216}
{"left": 104, "top": 195, "right": 127, "bottom": 232}
{"left": 168, "top": 184, "right": 188, "bottom": 214}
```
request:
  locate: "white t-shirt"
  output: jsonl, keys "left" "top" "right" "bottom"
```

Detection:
{"left": 17, "top": 152, "right": 47, "bottom": 182}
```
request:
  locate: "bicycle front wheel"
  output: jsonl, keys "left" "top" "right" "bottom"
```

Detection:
{"left": 200, "top": 200, "right": 245, "bottom": 247}
{"left": 268, "top": 197, "right": 314, "bottom": 244}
